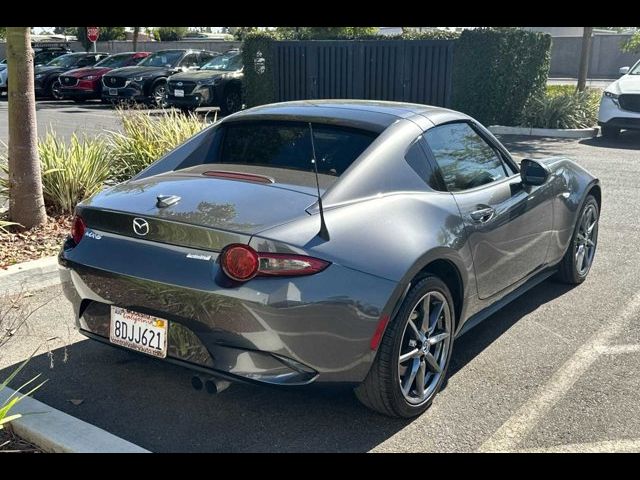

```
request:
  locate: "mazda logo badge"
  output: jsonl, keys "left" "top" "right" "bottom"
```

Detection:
{"left": 132, "top": 218, "right": 149, "bottom": 236}
{"left": 177, "top": 82, "right": 183, "bottom": 86}
{"left": 110, "top": 78, "right": 115, "bottom": 84}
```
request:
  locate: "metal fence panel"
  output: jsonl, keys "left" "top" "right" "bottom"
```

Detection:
{"left": 273, "top": 39, "right": 454, "bottom": 107}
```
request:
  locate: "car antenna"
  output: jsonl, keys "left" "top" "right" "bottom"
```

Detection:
{"left": 308, "top": 122, "right": 330, "bottom": 241}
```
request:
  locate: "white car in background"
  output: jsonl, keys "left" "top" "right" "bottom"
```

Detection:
{"left": 0, "top": 65, "right": 7, "bottom": 96}
{"left": 598, "top": 59, "right": 640, "bottom": 138}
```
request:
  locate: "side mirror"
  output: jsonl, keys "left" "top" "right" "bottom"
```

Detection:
{"left": 619, "top": 66, "right": 630, "bottom": 76}
{"left": 520, "top": 158, "right": 550, "bottom": 186}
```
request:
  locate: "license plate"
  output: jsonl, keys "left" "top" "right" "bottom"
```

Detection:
{"left": 174, "top": 89, "right": 184, "bottom": 97}
{"left": 110, "top": 306, "right": 168, "bottom": 358}
{"left": 109, "top": 88, "right": 118, "bottom": 95}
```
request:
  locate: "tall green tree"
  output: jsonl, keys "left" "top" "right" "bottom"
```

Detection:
{"left": 6, "top": 27, "right": 47, "bottom": 229}
{"left": 622, "top": 29, "right": 640, "bottom": 53}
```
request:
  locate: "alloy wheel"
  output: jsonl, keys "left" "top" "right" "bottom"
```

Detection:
{"left": 575, "top": 203, "right": 598, "bottom": 276}
{"left": 398, "top": 291, "right": 452, "bottom": 405}
{"left": 153, "top": 84, "right": 167, "bottom": 108}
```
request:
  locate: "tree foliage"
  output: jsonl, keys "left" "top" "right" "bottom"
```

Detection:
{"left": 622, "top": 31, "right": 640, "bottom": 53}
{"left": 153, "top": 27, "right": 188, "bottom": 41}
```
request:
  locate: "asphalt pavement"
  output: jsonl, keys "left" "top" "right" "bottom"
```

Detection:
{"left": 1, "top": 116, "right": 640, "bottom": 452}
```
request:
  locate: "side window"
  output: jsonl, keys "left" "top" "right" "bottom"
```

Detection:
{"left": 425, "top": 122, "right": 508, "bottom": 192}
{"left": 404, "top": 137, "right": 439, "bottom": 190}
{"left": 198, "top": 52, "right": 214, "bottom": 65}
{"left": 180, "top": 53, "right": 199, "bottom": 68}
{"left": 229, "top": 55, "right": 243, "bottom": 70}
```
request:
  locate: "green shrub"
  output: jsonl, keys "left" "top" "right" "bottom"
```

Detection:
{"left": 451, "top": 28, "right": 552, "bottom": 126}
{"left": 108, "top": 109, "right": 209, "bottom": 182}
{"left": 1, "top": 356, "right": 45, "bottom": 431}
{"left": 38, "top": 132, "right": 113, "bottom": 214}
{"left": 0, "top": 220, "right": 21, "bottom": 234}
{"left": 0, "top": 132, "right": 112, "bottom": 214}
{"left": 521, "top": 87, "right": 601, "bottom": 129}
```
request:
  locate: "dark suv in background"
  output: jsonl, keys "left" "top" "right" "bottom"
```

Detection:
{"left": 59, "top": 52, "right": 151, "bottom": 103}
{"left": 35, "top": 52, "right": 108, "bottom": 99}
{"left": 166, "top": 49, "right": 243, "bottom": 115}
{"left": 101, "top": 49, "right": 218, "bottom": 107}
{"left": 32, "top": 44, "right": 73, "bottom": 66}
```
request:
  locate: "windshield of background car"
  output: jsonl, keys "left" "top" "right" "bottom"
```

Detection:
{"left": 46, "top": 54, "right": 82, "bottom": 68}
{"left": 137, "top": 51, "right": 183, "bottom": 67}
{"left": 218, "top": 121, "right": 378, "bottom": 176}
{"left": 95, "top": 54, "right": 136, "bottom": 68}
{"left": 629, "top": 61, "right": 640, "bottom": 75}
{"left": 202, "top": 53, "right": 242, "bottom": 71}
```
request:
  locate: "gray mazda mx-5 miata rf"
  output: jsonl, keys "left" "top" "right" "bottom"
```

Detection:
{"left": 59, "top": 100, "right": 601, "bottom": 417}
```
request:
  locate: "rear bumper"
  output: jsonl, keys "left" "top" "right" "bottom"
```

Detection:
{"left": 59, "top": 237, "right": 397, "bottom": 386}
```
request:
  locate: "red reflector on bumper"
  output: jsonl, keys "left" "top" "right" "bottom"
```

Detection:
{"left": 370, "top": 315, "right": 390, "bottom": 350}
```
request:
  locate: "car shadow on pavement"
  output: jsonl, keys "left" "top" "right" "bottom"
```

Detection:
{"left": 0, "top": 279, "right": 575, "bottom": 453}
{"left": 447, "top": 280, "right": 575, "bottom": 380}
{"left": 579, "top": 130, "right": 640, "bottom": 150}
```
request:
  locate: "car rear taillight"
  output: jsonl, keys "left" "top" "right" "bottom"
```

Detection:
{"left": 220, "top": 244, "right": 260, "bottom": 281}
{"left": 71, "top": 215, "right": 86, "bottom": 245}
{"left": 220, "top": 244, "right": 330, "bottom": 282}
{"left": 257, "top": 253, "right": 329, "bottom": 276}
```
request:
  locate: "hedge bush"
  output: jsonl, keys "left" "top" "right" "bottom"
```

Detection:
{"left": 451, "top": 28, "right": 552, "bottom": 126}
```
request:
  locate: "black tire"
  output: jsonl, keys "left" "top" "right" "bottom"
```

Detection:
{"left": 150, "top": 81, "right": 168, "bottom": 108}
{"left": 48, "top": 79, "right": 63, "bottom": 100}
{"left": 556, "top": 195, "right": 599, "bottom": 284}
{"left": 355, "top": 275, "right": 455, "bottom": 418}
{"left": 601, "top": 125, "right": 620, "bottom": 139}
{"left": 220, "top": 88, "right": 241, "bottom": 116}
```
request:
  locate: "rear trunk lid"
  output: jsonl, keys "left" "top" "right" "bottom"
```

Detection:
{"left": 78, "top": 165, "right": 331, "bottom": 251}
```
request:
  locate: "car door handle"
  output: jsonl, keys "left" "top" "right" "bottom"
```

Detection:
{"left": 470, "top": 207, "right": 495, "bottom": 223}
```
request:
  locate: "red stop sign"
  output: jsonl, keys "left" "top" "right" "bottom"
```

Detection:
{"left": 87, "top": 27, "right": 99, "bottom": 43}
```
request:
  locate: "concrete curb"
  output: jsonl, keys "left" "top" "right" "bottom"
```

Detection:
{"left": 0, "top": 387, "right": 150, "bottom": 453}
{"left": 489, "top": 125, "right": 599, "bottom": 139}
{"left": 0, "top": 256, "right": 62, "bottom": 295}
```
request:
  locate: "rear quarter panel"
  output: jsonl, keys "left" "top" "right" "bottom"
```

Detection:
{"left": 543, "top": 157, "right": 600, "bottom": 265}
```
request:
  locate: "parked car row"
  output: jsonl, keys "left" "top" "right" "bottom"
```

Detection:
{"left": 0, "top": 48, "right": 245, "bottom": 115}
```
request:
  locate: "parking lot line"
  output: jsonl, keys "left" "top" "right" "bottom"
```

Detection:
{"left": 479, "top": 290, "right": 640, "bottom": 452}
{"left": 515, "top": 438, "right": 640, "bottom": 453}
{"left": 597, "top": 344, "right": 640, "bottom": 355}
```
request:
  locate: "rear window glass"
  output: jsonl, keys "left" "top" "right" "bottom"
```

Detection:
{"left": 218, "top": 122, "right": 378, "bottom": 176}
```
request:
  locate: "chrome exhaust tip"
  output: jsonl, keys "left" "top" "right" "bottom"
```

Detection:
{"left": 205, "top": 378, "right": 231, "bottom": 395}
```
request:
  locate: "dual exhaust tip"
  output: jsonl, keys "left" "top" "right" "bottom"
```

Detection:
{"left": 191, "top": 375, "right": 231, "bottom": 395}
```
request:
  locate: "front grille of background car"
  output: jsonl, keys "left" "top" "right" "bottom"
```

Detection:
{"left": 619, "top": 94, "right": 640, "bottom": 113}
{"left": 60, "top": 76, "right": 79, "bottom": 87}
{"left": 103, "top": 76, "right": 127, "bottom": 88}
{"left": 168, "top": 80, "right": 196, "bottom": 95}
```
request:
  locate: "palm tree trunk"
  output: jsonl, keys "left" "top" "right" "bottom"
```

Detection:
{"left": 577, "top": 27, "right": 594, "bottom": 92}
{"left": 7, "top": 27, "right": 47, "bottom": 229}
{"left": 133, "top": 27, "right": 140, "bottom": 52}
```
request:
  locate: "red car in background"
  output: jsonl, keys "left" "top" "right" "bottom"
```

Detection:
{"left": 59, "top": 51, "right": 151, "bottom": 102}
